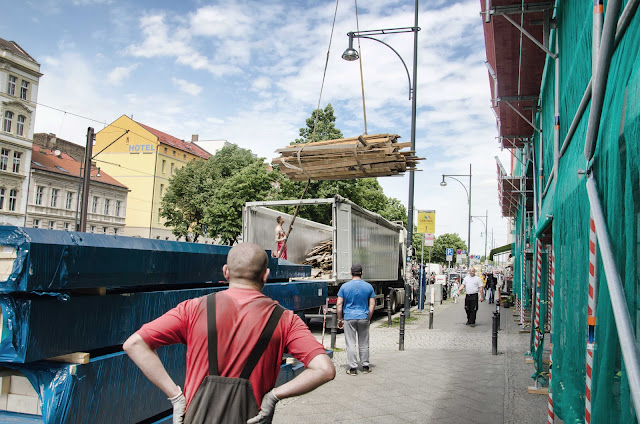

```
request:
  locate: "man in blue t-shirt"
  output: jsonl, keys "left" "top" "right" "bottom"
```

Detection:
{"left": 336, "top": 264, "right": 375, "bottom": 376}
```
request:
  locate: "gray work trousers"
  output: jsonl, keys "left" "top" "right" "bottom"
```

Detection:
{"left": 344, "top": 319, "right": 370, "bottom": 369}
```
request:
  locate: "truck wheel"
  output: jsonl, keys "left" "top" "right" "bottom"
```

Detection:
{"left": 389, "top": 295, "right": 397, "bottom": 314}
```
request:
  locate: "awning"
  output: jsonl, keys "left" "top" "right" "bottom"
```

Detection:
{"left": 490, "top": 243, "right": 514, "bottom": 260}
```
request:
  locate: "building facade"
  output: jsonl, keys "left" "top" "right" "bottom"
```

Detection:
{"left": 94, "top": 115, "right": 211, "bottom": 240}
{"left": 0, "top": 38, "right": 41, "bottom": 226}
{"left": 33, "top": 133, "right": 86, "bottom": 162}
{"left": 26, "top": 146, "right": 128, "bottom": 234}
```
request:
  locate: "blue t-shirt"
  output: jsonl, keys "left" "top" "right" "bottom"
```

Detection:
{"left": 338, "top": 279, "right": 375, "bottom": 320}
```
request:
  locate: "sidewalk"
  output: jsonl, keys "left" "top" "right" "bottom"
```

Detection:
{"left": 274, "top": 295, "right": 548, "bottom": 424}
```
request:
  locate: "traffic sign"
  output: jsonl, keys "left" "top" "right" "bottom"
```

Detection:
{"left": 424, "top": 233, "right": 434, "bottom": 247}
{"left": 446, "top": 248, "right": 454, "bottom": 256}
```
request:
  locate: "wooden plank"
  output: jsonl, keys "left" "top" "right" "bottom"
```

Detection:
{"left": 527, "top": 386, "right": 548, "bottom": 395}
{"left": 46, "top": 352, "right": 90, "bottom": 364}
{"left": 5, "top": 393, "right": 40, "bottom": 415}
{"left": 525, "top": 357, "right": 550, "bottom": 364}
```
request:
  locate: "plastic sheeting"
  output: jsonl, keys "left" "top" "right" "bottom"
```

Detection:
{"left": 0, "top": 281, "right": 327, "bottom": 363}
{"left": 0, "top": 227, "right": 310, "bottom": 293}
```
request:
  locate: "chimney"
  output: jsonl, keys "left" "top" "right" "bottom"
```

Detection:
{"left": 47, "top": 133, "right": 57, "bottom": 150}
{"left": 191, "top": 134, "right": 199, "bottom": 142}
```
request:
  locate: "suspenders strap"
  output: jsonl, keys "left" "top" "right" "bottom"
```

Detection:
{"left": 206, "top": 293, "right": 286, "bottom": 379}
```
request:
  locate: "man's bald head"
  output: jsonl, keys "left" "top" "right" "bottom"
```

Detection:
{"left": 226, "top": 243, "right": 269, "bottom": 284}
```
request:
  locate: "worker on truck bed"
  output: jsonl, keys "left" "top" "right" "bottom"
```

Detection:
{"left": 124, "top": 242, "right": 335, "bottom": 424}
{"left": 274, "top": 216, "right": 288, "bottom": 259}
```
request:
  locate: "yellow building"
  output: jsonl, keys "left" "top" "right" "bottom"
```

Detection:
{"left": 94, "top": 115, "right": 211, "bottom": 240}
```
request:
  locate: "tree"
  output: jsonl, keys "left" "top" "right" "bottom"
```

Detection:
{"left": 412, "top": 232, "right": 467, "bottom": 264}
{"left": 293, "top": 104, "right": 343, "bottom": 144}
{"left": 160, "top": 145, "right": 276, "bottom": 243}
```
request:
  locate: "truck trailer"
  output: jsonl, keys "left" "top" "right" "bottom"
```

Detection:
{"left": 243, "top": 196, "right": 409, "bottom": 313}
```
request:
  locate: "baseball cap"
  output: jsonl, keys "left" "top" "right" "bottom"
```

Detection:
{"left": 351, "top": 264, "right": 363, "bottom": 274}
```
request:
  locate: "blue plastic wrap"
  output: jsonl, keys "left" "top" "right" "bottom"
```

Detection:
{"left": 0, "top": 227, "right": 310, "bottom": 293}
{"left": 0, "top": 281, "right": 327, "bottom": 363}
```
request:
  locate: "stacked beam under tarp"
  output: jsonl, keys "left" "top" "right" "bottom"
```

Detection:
{"left": 0, "top": 227, "right": 325, "bottom": 423}
{"left": 273, "top": 134, "right": 422, "bottom": 181}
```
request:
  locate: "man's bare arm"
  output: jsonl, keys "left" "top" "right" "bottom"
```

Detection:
{"left": 368, "top": 297, "right": 375, "bottom": 321}
{"left": 272, "top": 354, "right": 335, "bottom": 400}
{"left": 123, "top": 334, "right": 181, "bottom": 398}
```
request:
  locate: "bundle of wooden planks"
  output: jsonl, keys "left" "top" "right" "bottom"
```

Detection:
{"left": 273, "top": 134, "right": 423, "bottom": 181}
{"left": 302, "top": 240, "right": 332, "bottom": 278}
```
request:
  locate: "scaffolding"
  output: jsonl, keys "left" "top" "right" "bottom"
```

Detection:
{"left": 482, "top": 0, "right": 640, "bottom": 422}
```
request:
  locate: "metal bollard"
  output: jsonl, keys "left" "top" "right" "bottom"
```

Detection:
{"left": 429, "top": 305, "right": 434, "bottom": 329}
{"left": 492, "top": 311, "right": 499, "bottom": 355}
{"left": 404, "top": 283, "right": 411, "bottom": 319}
{"left": 399, "top": 308, "right": 405, "bottom": 351}
{"left": 330, "top": 314, "right": 337, "bottom": 350}
{"left": 495, "top": 302, "right": 501, "bottom": 331}
{"left": 387, "top": 295, "right": 393, "bottom": 327}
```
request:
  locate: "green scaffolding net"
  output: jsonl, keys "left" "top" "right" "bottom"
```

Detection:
{"left": 509, "top": 1, "right": 640, "bottom": 422}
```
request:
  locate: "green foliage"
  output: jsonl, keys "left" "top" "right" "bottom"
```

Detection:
{"left": 160, "top": 145, "right": 276, "bottom": 243}
{"left": 292, "top": 104, "right": 343, "bottom": 144}
{"left": 412, "top": 232, "right": 467, "bottom": 264}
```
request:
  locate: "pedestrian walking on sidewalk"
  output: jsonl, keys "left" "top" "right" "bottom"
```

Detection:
{"left": 459, "top": 268, "right": 485, "bottom": 327}
{"left": 451, "top": 281, "right": 460, "bottom": 304}
{"left": 124, "top": 243, "right": 335, "bottom": 424}
{"left": 336, "top": 264, "right": 375, "bottom": 376}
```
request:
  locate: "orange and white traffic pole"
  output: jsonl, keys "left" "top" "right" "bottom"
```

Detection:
{"left": 534, "top": 239, "right": 543, "bottom": 352}
{"left": 586, "top": 217, "right": 598, "bottom": 423}
{"left": 547, "top": 246, "right": 555, "bottom": 423}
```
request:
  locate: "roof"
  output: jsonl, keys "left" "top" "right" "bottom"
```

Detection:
{"left": 31, "top": 146, "right": 128, "bottom": 189}
{"left": 489, "top": 243, "right": 514, "bottom": 260}
{"left": 481, "top": 1, "right": 552, "bottom": 149}
{"left": 136, "top": 121, "right": 211, "bottom": 160}
{"left": 0, "top": 38, "right": 38, "bottom": 64}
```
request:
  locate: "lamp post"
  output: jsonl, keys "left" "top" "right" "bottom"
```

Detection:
{"left": 440, "top": 164, "right": 472, "bottom": 270}
{"left": 342, "top": 0, "right": 420, "bottom": 315}
{"left": 471, "top": 209, "right": 488, "bottom": 263}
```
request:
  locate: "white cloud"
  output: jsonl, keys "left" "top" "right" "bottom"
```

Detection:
{"left": 106, "top": 64, "right": 138, "bottom": 86}
{"left": 172, "top": 77, "right": 203, "bottom": 96}
{"left": 188, "top": 5, "right": 252, "bottom": 38}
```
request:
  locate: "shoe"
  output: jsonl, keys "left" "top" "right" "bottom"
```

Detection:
{"left": 470, "top": 324, "right": 476, "bottom": 327}
{"left": 346, "top": 368, "right": 357, "bottom": 376}
{"left": 362, "top": 366, "right": 371, "bottom": 374}
{"left": 465, "top": 322, "right": 470, "bottom": 325}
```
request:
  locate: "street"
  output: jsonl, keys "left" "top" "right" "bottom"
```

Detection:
{"left": 275, "top": 295, "right": 548, "bottom": 424}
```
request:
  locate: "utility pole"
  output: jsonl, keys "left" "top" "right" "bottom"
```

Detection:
{"left": 79, "top": 127, "right": 95, "bottom": 232}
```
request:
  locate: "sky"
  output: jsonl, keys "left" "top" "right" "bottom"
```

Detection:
{"left": 2, "top": 0, "right": 512, "bottom": 258}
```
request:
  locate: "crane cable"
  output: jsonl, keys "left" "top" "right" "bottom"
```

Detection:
{"left": 355, "top": 0, "right": 368, "bottom": 135}
{"left": 311, "top": 0, "right": 341, "bottom": 142}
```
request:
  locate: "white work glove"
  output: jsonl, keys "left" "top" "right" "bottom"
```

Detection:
{"left": 169, "top": 387, "right": 186, "bottom": 424}
{"left": 247, "top": 390, "right": 279, "bottom": 424}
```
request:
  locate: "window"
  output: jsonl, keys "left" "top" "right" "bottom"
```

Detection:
{"left": 32, "top": 219, "right": 39, "bottom": 228}
{"left": 64, "top": 222, "right": 70, "bottom": 231}
{"left": 183, "top": 154, "right": 186, "bottom": 159}
{"left": 162, "top": 160, "right": 166, "bottom": 173}
{"left": 3, "top": 111, "right": 13, "bottom": 133}
{"left": 170, "top": 162, "right": 174, "bottom": 175}
{"left": 158, "top": 208, "right": 161, "bottom": 223}
{"left": 160, "top": 184, "right": 164, "bottom": 197}
{"left": 90, "top": 225, "right": 96, "bottom": 233}
{"left": 173, "top": 150, "right": 176, "bottom": 156}
{"left": 35, "top": 186, "right": 44, "bottom": 205}
{"left": 65, "top": 192, "right": 73, "bottom": 209}
{"left": 115, "top": 200, "right": 121, "bottom": 217}
{"left": 103, "top": 227, "right": 108, "bottom": 234}
{"left": 92, "top": 196, "right": 98, "bottom": 213}
{"left": 16, "top": 115, "right": 25, "bottom": 137}
{"left": 48, "top": 221, "right": 55, "bottom": 230}
{"left": 113, "top": 228, "right": 118, "bottom": 235}
{"left": 0, "top": 149, "right": 8, "bottom": 171}
{"left": 164, "top": 147, "right": 167, "bottom": 153}
{"left": 12, "top": 152, "right": 21, "bottom": 173}
{"left": 50, "top": 188, "right": 59, "bottom": 207}
{"left": 104, "top": 199, "right": 110, "bottom": 215}
{"left": 7, "top": 76, "right": 16, "bottom": 96}
{"left": 0, "top": 188, "right": 4, "bottom": 209}
{"left": 20, "top": 81, "right": 28, "bottom": 100}
{"left": 8, "top": 189, "right": 17, "bottom": 211}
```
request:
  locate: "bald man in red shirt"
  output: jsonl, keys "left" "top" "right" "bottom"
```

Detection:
{"left": 124, "top": 243, "right": 335, "bottom": 423}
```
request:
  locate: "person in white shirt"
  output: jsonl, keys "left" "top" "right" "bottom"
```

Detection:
{"left": 459, "top": 268, "right": 485, "bottom": 327}
{"left": 451, "top": 281, "right": 460, "bottom": 304}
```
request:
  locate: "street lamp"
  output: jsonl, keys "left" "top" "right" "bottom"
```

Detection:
{"left": 441, "top": 164, "right": 472, "bottom": 270}
{"left": 342, "top": 1, "right": 420, "bottom": 315}
{"left": 471, "top": 209, "right": 488, "bottom": 263}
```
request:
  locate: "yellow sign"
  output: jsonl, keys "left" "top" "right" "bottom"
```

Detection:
{"left": 417, "top": 210, "right": 436, "bottom": 234}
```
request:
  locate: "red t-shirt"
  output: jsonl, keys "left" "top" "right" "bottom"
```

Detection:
{"left": 136, "top": 287, "right": 326, "bottom": 409}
